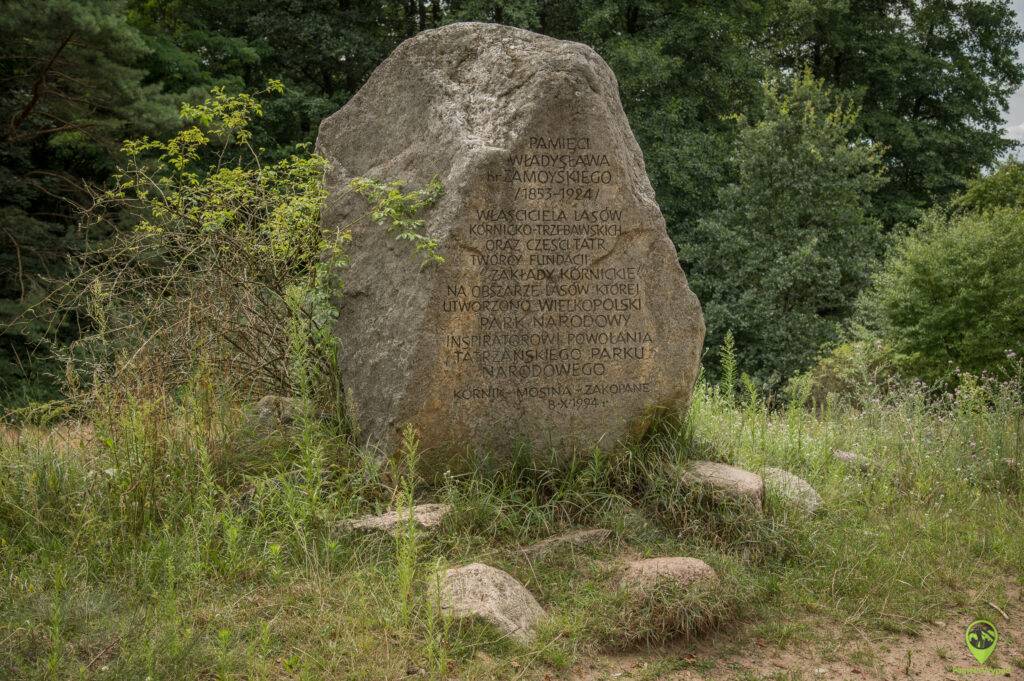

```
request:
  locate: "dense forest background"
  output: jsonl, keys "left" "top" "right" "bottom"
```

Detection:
{"left": 3, "top": 0, "right": 1024, "bottom": 408}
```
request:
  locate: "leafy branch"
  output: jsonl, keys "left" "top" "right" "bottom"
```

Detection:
{"left": 349, "top": 177, "right": 444, "bottom": 265}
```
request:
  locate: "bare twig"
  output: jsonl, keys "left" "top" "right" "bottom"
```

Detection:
{"left": 988, "top": 601, "right": 1009, "bottom": 621}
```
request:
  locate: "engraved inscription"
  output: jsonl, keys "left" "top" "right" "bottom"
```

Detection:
{"left": 443, "top": 135, "right": 655, "bottom": 412}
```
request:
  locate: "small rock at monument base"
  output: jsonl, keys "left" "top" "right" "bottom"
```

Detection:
{"left": 341, "top": 503, "right": 451, "bottom": 534}
{"left": 615, "top": 557, "right": 721, "bottom": 645}
{"left": 619, "top": 557, "right": 718, "bottom": 592}
{"left": 250, "top": 395, "right": 299, "bottom": 429}
{"left": 520, "top": 528, "right": 612, "bottom": 558}
{"left": 763, "top": 467, "right": 822, "bottom": 513}
{"left": 677, "top": 460, "right": 764, "bottom": 508}
{"left": 438, "top": 563, "right": 546, "bottom": 644}
{"left": 833, "top": 449, "right": 872, "bottom": 470}
{"left": 316, "top": 22, "right": 704, "bottom": 463}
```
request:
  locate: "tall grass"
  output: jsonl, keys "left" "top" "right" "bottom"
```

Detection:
{"left": 1, "top": 368, "right": 1021, "bottom": 678}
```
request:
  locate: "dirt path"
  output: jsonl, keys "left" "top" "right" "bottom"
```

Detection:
{"left": 574, "top": 588, "right": 1023, "bottom": 680}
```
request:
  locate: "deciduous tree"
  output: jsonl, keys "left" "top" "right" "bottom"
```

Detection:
{"left": 688, "top": 72, "right": 885, "bottom": 388}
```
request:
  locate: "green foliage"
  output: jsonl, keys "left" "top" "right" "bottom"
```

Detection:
{"left": 794, "top": 338, "right": 900, "bottom": 408}
{"left": 576, "top": 1, "right": 764, "bottom": 251}
{"left": 954, "top": 161, "right": 1024, "bottom": 213}
{"left": 51, "top": 83, "right": 445, "bottom": 410}
{"left": 859, "top": 207, "right": 1024, "bottom": 386}
{"left": 3, "top": 365, "right": 1023, "bottom": 676}
{"left": 350, "top": 177, "right": 445, "bottom": 265}
{"left": 63, "top": 84, "right": 340, "bottom": 400}
{"left": 127, "top": 0, "right": 420, "bottom": 156}
{"left": 0, "top": 0, "right": 167, "bottom": 145}
{"left": 718, "top": 330, "right": 737, "bottom": 403}
{"left": 687, "top": 71, "right": 885, "bottom": 389}
{"left": 0, "top": 0, "right": 179, "bottom": 408}
{"left": 770, "top": 0, "right": 1024, "bottom": 226}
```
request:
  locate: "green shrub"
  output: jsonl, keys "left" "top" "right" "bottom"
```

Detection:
{"left": 859, "top": 207, "right": 1024, "bottom": 386}
{"left": 42, "top": 85, "right": 440, "bottom": 413}
{"left": 61, "top": 83, "right": 340, "bottom": 403}
{"left": 683, "top": 70, "right": 885, "bottom": 390}
{"left": 793, "top": 338, "right": 899, "bottom": 408}
{"left": 953, "top": 160, "right": 1024, "bottom": 213}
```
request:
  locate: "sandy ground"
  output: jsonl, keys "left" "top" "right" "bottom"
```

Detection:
{"left": 574, "top": 587, "right": 1023, "bottom": 680}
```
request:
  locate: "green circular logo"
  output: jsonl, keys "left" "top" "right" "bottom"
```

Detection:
{"left": 965, "top": 619, "right": 998, "bottom": 665}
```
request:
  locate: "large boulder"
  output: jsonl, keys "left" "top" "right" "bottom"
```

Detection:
{"left": 438, "top": 563, "right": 546, "bottom": 644}
{"left": 316, "top": 22, "right": 704, "bottom": 462}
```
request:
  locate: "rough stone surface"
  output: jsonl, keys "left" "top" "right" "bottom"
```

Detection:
{"left": 341, "top": 503, "right": 451, "bottom": 533}
{"left": 251, "top": 395, "right": 298, "bottom": 429}
{"left": 763, "top": 467, "right": 822, "bottom": 513}
{"left": 620, "top": 557, "right": 718, "bottom": 592}
{"left": 438, "top": 563, "right": 545, "bottom": 644}
{"left": 833, "top": 449, "right": 872, "bottom": 471}
{"left": 316, "top": 22, "right": 704, "bottom": 461}
{"left": 521, "top": 528, "right": 611, "bottom": 558}
{"left": 679, "top": 461, "right": 764, "bottom": 508}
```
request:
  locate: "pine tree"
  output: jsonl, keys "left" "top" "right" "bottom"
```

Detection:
{"left": 0, "top": 0, "right": 176, "bottom": 406}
